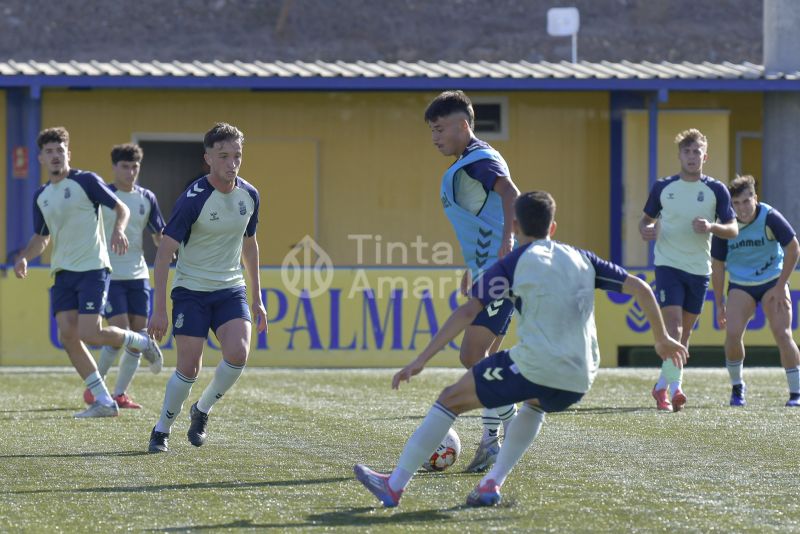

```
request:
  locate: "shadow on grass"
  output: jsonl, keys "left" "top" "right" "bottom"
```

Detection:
{"left": 0, "top": 407, "right": 75, "bottom": 413}
{"left": 7, "top": 477, "right": 351, "bottom": 495}
{"left": 565, "top": 405, "right": 714, "bottom": 415}
{"left": 0, "top": 450, "right": 150, "bottom": 459}
{"left": 149, "top": 506, "right": 494, "bottom": 531}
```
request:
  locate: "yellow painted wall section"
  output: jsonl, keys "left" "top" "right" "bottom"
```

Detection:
{"left": 661, "top": 92, "right": 762, "bottom": 181}
{"left": 41, "top": 90, "right": 610, "bottom": 267}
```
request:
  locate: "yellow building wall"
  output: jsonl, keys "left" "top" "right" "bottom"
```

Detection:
{"left": 660, "top": 92, "right": 762, "bottom": 182}
{"left": 41, "top": 90, "right": 611, "bottom": 266}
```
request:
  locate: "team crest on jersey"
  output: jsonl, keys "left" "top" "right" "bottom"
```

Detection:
{"left": 64, "top": 187, "right": 71, "bottom": 199}
{"left": 697, "top": 191, "right": 704, "bottom": 202}
{"left": 175, "top": 313, "right": 184, "bottom": 329}
{"left": 239, "top": 200, "right": 246, "bottom": 215}
{"left": 210, "top": 211, "right": 219, "bottom": 221}
{"left": 667, "top": 193, "right": 675, "bottom": 200}
{"left": 139, "top": 203, "right": 145, "bottom": 215}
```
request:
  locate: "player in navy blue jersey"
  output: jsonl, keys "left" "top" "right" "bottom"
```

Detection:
{"left": 354, "top": 191, "right": 687, "bottom": 507}
{"left": 711, "top": 175, "right": 800, "bottom": 407}
{"left": 82, "top": 143, "right": 166, "bottom": 410}
{"left": 425, "top": 90, "right": 521, "bottom": 472}
{"left": 147, "top": 123, "right": 267, "bottom": 453}
{"left": 14, "top": 127, "right": 163, "bottom": 418}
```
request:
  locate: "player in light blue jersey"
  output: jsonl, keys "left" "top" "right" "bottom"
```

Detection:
{"left": 639, "top": 129, "right": 737, "bottom": 412}
{"left": 424, "top": 90, "right": 521, "bottom": 472}
{"left": 13, "top": 127, "right": 163, "bottom": 418}
{"left": 711, "top": 175, "right": 800, "bottom": 407}
{"left": 354, "top": 191, "right": 688, "bottom": 507}
{"left": 83, "top": 143, "right": 166, "bottom": 410}
{"left": 147, "top": 123, "right": 267, "bottom": 453}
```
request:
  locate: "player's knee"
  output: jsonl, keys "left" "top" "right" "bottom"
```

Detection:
{"left": 437, "top": 385, "right": 459, "bottom": 411}
{"left": 58, "top": 327, "right": 80, "bottom": 346}
{"left": 224, "top": 345, "right": 249, "bottom": 366}
{"left": 459, "top": 350, "right": 484, "bottom": 369}
{"left": 77, "top": 323, "right": 102, "bottom": 345}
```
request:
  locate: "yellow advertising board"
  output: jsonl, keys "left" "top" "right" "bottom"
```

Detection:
{"left": 2, "top": 267, "right": 799, "bottom": 367}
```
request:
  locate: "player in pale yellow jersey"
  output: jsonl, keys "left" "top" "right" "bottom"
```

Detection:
{"left": 14, "top": 127, "right": 163, "bottom": 418}
{"left": 82, "top": 144, "right": 166, "bottom": 409}
{"left": 146, "top": 123, "right": 267, "bottom": 453}
{"left": 639, "top": 129, "right": 737, "bottom": 411}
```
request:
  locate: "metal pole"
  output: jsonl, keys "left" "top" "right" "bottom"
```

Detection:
{"left": 571, "top": 33, "right": 577, "bottom": 63}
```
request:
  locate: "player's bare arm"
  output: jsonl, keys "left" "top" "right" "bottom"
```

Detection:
{"left": 13, "top": 234, "right": 50, "bottom": 279}
{"left": 764, "top": 237, "right": 800, "bottom": 309}
{"left": 242, "top": 234, "right": 268, "bottom": 334}
{"left": 147, "top": 234, "right": 180, "bottom": 341}
{"left": 110, "top": 201, "right": 130, "bottom": 255}
{"left": 621, "top": 274, "right": 688, "bottom": 368}
{"left": 639, "top": 214, "right": 658, "bottom": 241}
{"left": 494, "top": 176, "right": 520, "bottom": 258}
{"left": 711, "top": 258, "right": 728, "bottom": 329}
{"left": 392, "top": 298, "right": 485, "bottom": 389}
{"left": 692, "top": 217, "right": 738, "bottom": 238}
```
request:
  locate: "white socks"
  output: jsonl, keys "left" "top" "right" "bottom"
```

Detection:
{"left": 84, "top": 371, "right": 114, "bottom": 406}
{"left": 97, "top": 346, "right": 122, "bottom": 378}
{"left": 114, "top": 349, "right": 141, "bottom": 396}
{"left": 482, "top": 403, "right": 545, "bottom": 487}
{"left": 196, "top": 359, "right": 245, "bottom": 414}
{"left": 389, "top": 402, "right": 457, "bottom": 492}
{"left": 123, "top": 330, "right": 150, "bottom": 351}
{"left": 786, "top": 367, "right": 800, "bottom": 394}
{"left": 155, "top": 370, "right": 195, "bottom": 434}
{"left": 726, "top": 359, "right": 744, "bottom": 386}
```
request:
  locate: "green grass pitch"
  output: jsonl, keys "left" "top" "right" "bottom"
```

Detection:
{"left": 0, "top": 367, "right": 798, "bottom": 532}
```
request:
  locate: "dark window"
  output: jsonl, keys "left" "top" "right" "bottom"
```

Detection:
{"left": 474, "top": 103, "right": 503, "bottom": 135}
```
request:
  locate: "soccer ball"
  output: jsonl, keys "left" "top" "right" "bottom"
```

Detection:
{"left": 422, "top": 428, "right": 461, "bottom": 472}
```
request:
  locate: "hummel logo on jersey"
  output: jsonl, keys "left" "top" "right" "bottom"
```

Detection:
{"left": 175, "top": 313, "right": 185, "bottom": 329}
{"left": 43, "top": 199, "right": 49, "bottom": 207}
{"left": 186, "top": 183, "right": 205, "bottom": 198}
{"left": 239, "top": 200, "right": 247, "bottom": 215}
{"left": 440, "top": 193, "right": 452, "bottom": 208}
{"left": 210, "top": 211, "right": 219, "bottom": 221}
{"left": 85, "top": 302, "right": 95, "bottom": 311}
{"left": 139, "top": 203, "right": 145, "bottom": 215}
{"left": 64, "top": 187, "right": 71, "bottom": 199}
{"left": 486, "top": 299, "right": 504, "bottom": 317}
{"left": 697, "top": 191, "right": 704, "bottom": 202}
{"left": 482, "top": 367, "right": 503, "bottom": 381}
{"left": 667, "top": 193, "right": 675, "bottom": 200}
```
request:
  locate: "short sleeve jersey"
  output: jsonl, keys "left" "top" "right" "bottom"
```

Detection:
{"left": 164, "top": 176, "right": 259, "bottom": 292}
{"left": 471, "top": 239, "right": 628, "bottom": 393}
{"left": 643, "top": 175, "right": 735, "bottom": 276}
{"left": 101, "top": 185, "right": 166, "bottom": 280}
{"left": 33, "top": 169, "right": 119, "bottom": 275}
{"left": 453, "top": 138, "right": 507, "bottom": 215}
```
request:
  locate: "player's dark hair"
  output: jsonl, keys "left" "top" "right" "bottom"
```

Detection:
{"left": 515, "top": 191, "right": 556, "bottom": 238}
{"left": 111, "top": 143, "right": 143, "bottom": 164}
{"left": 204, "top": 122, "right": 245, "bottom": 149}
{"left": 37, "top": 127, "right": 69, "bottom": 149}
{"left": 729, "top": 174, "right": 756, "bottom": 198}
{"left": 675, "top": 128, "right": 708, "bottom": 150}
{"left": 424, "top": 90, "right": 475, "bottom": 129}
